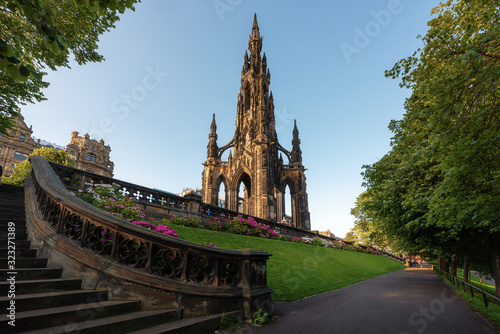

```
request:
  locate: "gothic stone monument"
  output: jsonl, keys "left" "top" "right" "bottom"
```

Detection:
{"left": 201, "top": 15, "right": 311, "bottom": 230}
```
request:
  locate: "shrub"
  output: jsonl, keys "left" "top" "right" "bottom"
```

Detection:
{"left": 168, "top": 215, "right": 200, "bottom": 228}
{"left": 207, "top": 218, "right": 223, "bottom": 231}
{"left": 224, "top": 215, "right": 281, "bottom": 239}
{"left": 76, "top": 184, "right": 178, "bottom": 238}
{"left": 2, "top": 147, "right": 75, "bottom": 186}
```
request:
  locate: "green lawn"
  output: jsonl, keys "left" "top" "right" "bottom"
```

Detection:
{"left": 457, "top": 268, "right": 496, "bottom": 296}
{"left": 172, "top": 225, "right": 404, "bottom": 302}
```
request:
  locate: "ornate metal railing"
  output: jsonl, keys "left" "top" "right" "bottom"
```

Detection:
{"left": 29, "top": 156, "right": 272, "bottom": 303}
{"left": 49, "top": 162, "right": 189, "bottom": 211}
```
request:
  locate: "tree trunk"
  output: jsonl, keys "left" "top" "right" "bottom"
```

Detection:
{"left": 490, "top": 233, "right": 500, "bottom": 298}
{"left": 451, "top": 254, "right": 457, "bottom": 277}
{"left": 439, "top": 255, "right": 449, "bottom": 273}
{"left": 463, "top": 255, "right": 469, "bottom": 282}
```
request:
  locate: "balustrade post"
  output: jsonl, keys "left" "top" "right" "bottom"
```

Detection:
{"left": 184, "top": 193, "right": 202, "bottom": 216}
{"left": 240, "top": 249, "right": 272, "bottom": 319}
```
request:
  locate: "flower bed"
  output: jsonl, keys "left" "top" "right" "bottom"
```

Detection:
{"left": 77, "top": 184, "right": 178, "bottom": 238}
{"left": 208, "top": 215, "right": 284, "bottom": 240}
{"left": 77, "top": 184, "right": 387, "bottom": 258}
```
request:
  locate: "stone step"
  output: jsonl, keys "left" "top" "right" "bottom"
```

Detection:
{"left": 0, "top": 184, "right": 24, "bottom": 192}
{"left": 0, "top": 224, "right": 26, "bottom": 233}
{"left": 0, "top": 239, "right": 30, "bottom": 249}
{"left": 0, "top": 257, "right": 47, "bottom": 268}
{"left": 0, "top": 268, "right": 62, "bottom": 280}
{"left": 0, "top": 278, "right": 82, "bottom": 295}
{"left": 0, "top": 216, "right": 25, "bottom": 222}
{"left": 0, "top": 220, "right": 26, "bottom": 226}
{"left": 128, "top": 311, "right": 242, "bottom": 334}
{"left": 0, "top": 232, "right": 28, "bottom": 240}
{"left": 0, "top": 248, "right": 37, "bottom": 258}
{"left": 17, "top": 309, "right": 182, "bottom": 334}
{"left": 0, "top": 209, "right": 25, "bottom": 217}
{"left": 0, "top": 289, "right": 108, "bottom": 312}
{"left": 0, "top": 300, "right": 142, "bottom": 332}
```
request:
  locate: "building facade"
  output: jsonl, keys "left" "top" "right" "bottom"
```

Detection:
{"left": 66, "top": 132, "right": 114, "bottom": 177}
{"left": 201, "top": 15, "right": 310, "bottom": 230}
{"left": 0, "top": 115, "right": 38, "bottom": 177}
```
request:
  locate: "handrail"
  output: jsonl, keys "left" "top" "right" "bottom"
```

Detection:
{"left": 433, "top": 266, "right": 500, "bottom": 308}
{"left": 28, "top": 156, "right": 272, "bottom": 300}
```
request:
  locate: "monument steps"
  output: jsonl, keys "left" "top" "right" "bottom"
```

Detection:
{"left": 0, "top": 184, "right": 232, "bottom": 333}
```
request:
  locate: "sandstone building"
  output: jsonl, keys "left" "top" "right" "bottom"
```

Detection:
{"left": 0, "top": 115, "right": 38, "bottom": 177}
{"left": 66, "top": 132, "right": 114, "bottom": 177}
{"left": 201, "top": 15, "right": 310, "bottom": 230}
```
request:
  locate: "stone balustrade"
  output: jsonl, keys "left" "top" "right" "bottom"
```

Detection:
{"left": 27, "top": 156, "right": 273, "bottom": 318}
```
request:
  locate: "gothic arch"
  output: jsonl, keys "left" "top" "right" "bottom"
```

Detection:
{"left": 230, "top": 167, "right": 253, "bottom": 214}
{"left": 215, "top": 174, "right": 228, "bottom": 208}
{"left": 280, "top": 177, "right": 296, "bottom": 226}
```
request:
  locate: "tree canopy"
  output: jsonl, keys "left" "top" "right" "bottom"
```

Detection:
{"left": 0, "top": 0, "right": 139, "bottom": 133}
{"left": 2, "top": 147, "right": 75, "bottom": 186}
{"left": 358, "top": 0, "right": 500, "bottom": 296}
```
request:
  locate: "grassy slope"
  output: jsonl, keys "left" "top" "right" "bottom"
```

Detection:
{"left": 172, "top": 225, "right": 404, "bottom": 302}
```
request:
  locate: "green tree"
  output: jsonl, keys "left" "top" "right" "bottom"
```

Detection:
{"left": 0, "top": 0, "right": 139, "bottom": 133}
{"left": 346, "top": 191, "right": 393, "bottom": 252}
{"left": 2, "top": 147, "right": 75, "bottom": 186}
{"left": 363, "top": 0, "right": 499, "bottom": 295}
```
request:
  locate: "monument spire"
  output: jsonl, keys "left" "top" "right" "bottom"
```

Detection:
{"left": 202, "top": 15, "right": 310, "bottom": 231}
{"left": 207, "top": 113, "right": 218, "bottom": 160}
{"left": 291, "top": 120, "right": 302, "bottom": 165}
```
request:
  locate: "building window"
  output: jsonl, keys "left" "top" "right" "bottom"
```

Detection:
{"left": 86, "top": 153, "right": 97, "bottom": 161}
{"left": 91, "top": 147, "right": 95, "bottom": 151}
{"left": 14, "top": 152, "right": 22, "bottom": 159}
{"left": 21, "top": 153, "right": 29, "bottom": 161}
{"left": 10, "top": 164, "right": 15, "bottom": 172}
{"left": 19, "top": 134, "right": 26, "bottom": 142}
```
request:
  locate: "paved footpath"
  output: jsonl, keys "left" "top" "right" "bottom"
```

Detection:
{"left": 221, "top": 268, "right": 497, "bottom": 334}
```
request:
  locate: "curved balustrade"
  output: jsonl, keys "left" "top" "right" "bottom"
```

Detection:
{"left": 27, "top": 156, "right": 272, "bottom": 317}
{"left": 47, "top": 160, "right": 403, "bottom": 265}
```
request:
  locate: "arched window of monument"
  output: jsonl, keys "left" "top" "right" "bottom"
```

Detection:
{"left": 283, "top": 184, "right": 292, "bottom": 224}
{"left": 237, "top": 173, "right": 251, "bottom": 214}
{"left": 217, "top": 177, "right": 227, "bottom": 209}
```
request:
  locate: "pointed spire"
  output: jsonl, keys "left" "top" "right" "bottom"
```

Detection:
{"left": 252, "top": 13, "right": 259, "bottom": 33}
{"left": 207, "top": 114, "right": 219, "bottom": 160}
{"left": 248, "top": 14, "right": 263, "bottom": 67}
{"left": 210, "top": 113, "right": 217, "bottom": 134}
{"left": 293, "top": 119, "right": 299, "bottom": 139}
{"left": 291, "top": 119, "right": 302, "bottom": 165}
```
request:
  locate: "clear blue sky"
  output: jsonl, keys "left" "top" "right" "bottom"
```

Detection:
{"left": 21, "top": 1, "right": 442, "bottom": 238}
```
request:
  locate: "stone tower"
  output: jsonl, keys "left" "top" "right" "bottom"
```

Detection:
{"left": 201, "top": 15, "right": 310, "bottom": 230}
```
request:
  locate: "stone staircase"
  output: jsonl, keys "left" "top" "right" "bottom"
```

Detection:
{"left": 0, "top": 184, "right": 239, "bottom": 333}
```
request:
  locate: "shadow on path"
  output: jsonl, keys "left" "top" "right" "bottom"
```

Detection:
{"left": 220, "top": 268, "right": 497, "bottom": 334}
